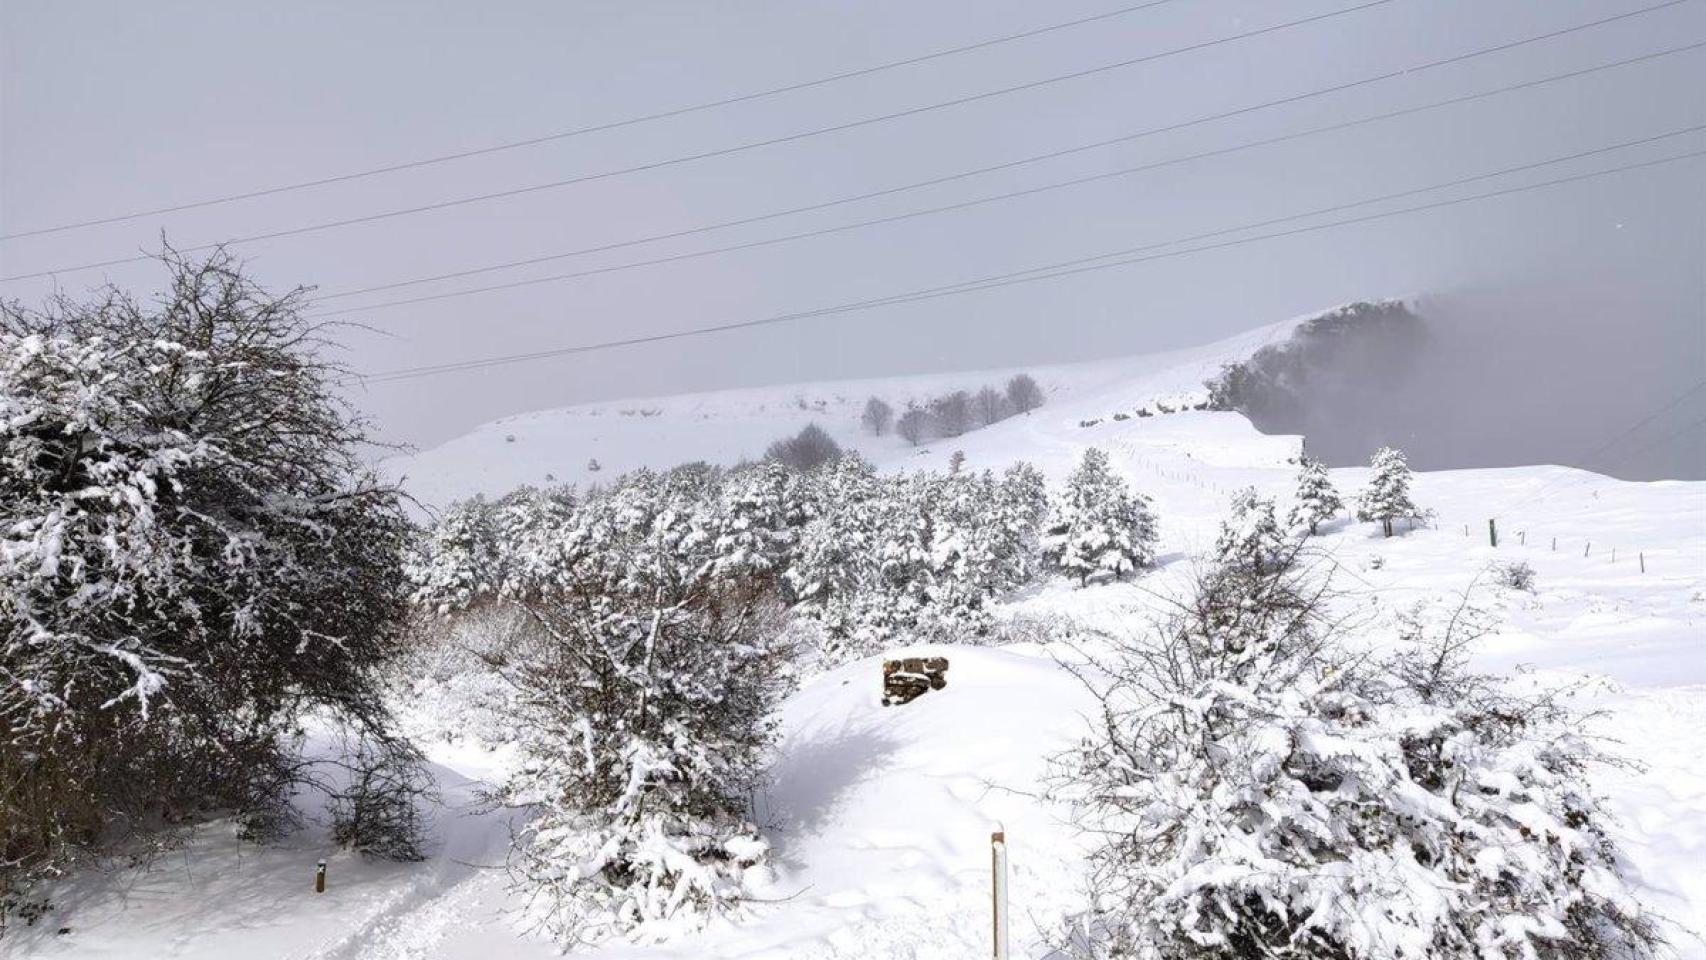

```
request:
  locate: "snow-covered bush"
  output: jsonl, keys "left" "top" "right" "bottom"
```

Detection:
{"left": 1496, "top": 560, "right": 1538, "bottom": 593}
{"left": 1, "top": 251, "right": 416, "bottom": 899}
{"left": 1213, "top": 488, "right": 1287, "bottom": 575}
{"left": 1288, "top": 454, "right": 1344, "bottom": 535}
{"left": 496, "top": 480, "right": 792, "bottom": 946}
{"left": 1043, "top": 448, "right": 1158, "bottom": 586}
{"left": 1358, "top": 445, "right": 1421, "bottom": 537}
{"left": 1060, "top": 536, "right": 1658, "bottom": 960}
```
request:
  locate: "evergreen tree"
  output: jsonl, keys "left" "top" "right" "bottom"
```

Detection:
{"left": 497, "top": 475, "right": 790, "bottom": 945}
{"left": 710, "top": 460, "right": 797, "bottom": 584}
{"left": 1287, "top": 455, "right": 1343, "bottom": 535}
{"left": 409, "top": 496, "right": 504, "bottom": 615}
{"left": 1043, "top": 448, "right": 1158, "bottom": 586}
{"left": 1213, "top": 488, "right": 1287, "bottom": 576}
{"left": 1358, "top": 445, "right": 1419, "bottom": 537}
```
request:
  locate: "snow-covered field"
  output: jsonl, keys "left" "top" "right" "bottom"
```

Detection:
{"left": 18, "top": 310, "right": 1704, "bottom": 959}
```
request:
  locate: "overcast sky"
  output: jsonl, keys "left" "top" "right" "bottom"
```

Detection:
{"left": 3, "top": 0, "right": 1702, "bottom": 473}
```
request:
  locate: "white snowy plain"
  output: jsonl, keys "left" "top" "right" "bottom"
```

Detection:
{"left": 14, "top": 313, "right": 1703, "bottom": 959}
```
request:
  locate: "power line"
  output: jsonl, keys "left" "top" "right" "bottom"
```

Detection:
{"left": 1495, "top": 378, "right": 1706, "bottom": 512}
{"left": 0, "top": 0, "right": 1408, "bottom": 282}
{"left": 8, "top": 0, "right": 1686, "bottom": 286}
{"left": 0, "top": 0, "right": 1191, "bottom": 242}
{"left": 306, "top": 44, "right": 1705, "bottom": 318}
{"left": 354, "top": 144, "right": 1706, "bottom": 384}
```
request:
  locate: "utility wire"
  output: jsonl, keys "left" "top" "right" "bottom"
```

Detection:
{"left": 10, "top": 0, "right": 1688, "bottom": 286}
{"left": 307, "top": 44, "right": 1705, "bottom": 318}
{"left": 0, "top": 0, "right": 1408, "bottom": 282}
{"left": 1494, "top": 378, "right": 1706, "bottom": 512}
{"left": 0, "top": 0, "right": 1191, "bottom": 242}
{"left": 354, "top": 144, "right": 1706, "bottom": 384}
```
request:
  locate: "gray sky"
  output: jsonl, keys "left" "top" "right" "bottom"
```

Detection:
{"left": 3, "top": 0, "right": 1703, "bottom": 475}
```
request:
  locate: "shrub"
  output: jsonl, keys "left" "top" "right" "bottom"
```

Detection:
{"left": 1496, "top": 560, "right": 1537, "bottom": 592}
{"left": 765, "top": 422, "right": 841, "bottom": 471}
{"left": 1058, "top": 542, "right": 1658, "bottom": 960}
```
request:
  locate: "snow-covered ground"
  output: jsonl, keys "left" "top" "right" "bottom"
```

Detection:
{"left": 18, "top": 308, "right": 1704, "bottom": 958}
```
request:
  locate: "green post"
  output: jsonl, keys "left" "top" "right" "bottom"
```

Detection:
{"left": 1488, "top": 519, "right": 1498, "bottom": 548}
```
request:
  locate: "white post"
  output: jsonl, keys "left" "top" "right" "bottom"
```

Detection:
{"left": 991, "top": 826, "right": 1010, "bottom": 959}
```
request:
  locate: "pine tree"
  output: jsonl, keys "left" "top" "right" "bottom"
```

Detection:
{"left": 1358, "top": 445, "right": 1419, "bottom": 537}
{"left": 1287, "top": 455, "right": 1343, "bottom": 535}
{"left": 409, "top": 497, "right": 504, "bottom": 614}
{"left": 498, "top": 474, "right": 790, "bottom": 945}
{"left": 1043, "top": 448, "right": 1158, "bottom": 586}
{"left": 1213, "top": 488, "right": 1287, "bottom": 575}
{"left": 708, "top": 460, "right": 796, "bottom": 583}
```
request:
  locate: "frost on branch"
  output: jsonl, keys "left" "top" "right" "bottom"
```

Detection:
{"left": 1060, "top": 530, "right": 1659, "bottom": 959}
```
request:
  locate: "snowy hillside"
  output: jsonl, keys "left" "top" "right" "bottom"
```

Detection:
{"left": 381, "top": 308, "right": 1317, "bottom": 510}
{"left": 18, "top": 306, "right": 1705, "bottom": 959}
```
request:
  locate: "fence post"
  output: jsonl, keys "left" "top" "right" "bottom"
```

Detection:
{"left": 991, "top": 827, "right": 1010, "bottom": 959}
{"left": 1640, "top": 552, "right": 1646, "bottom": 573}
{"left": 1584, "top": 542, "right": 1591, "bottom": 558}
{"left": 1519, "top": 531, "right": 1526, "bottom": 546}
{"left": 315, "top": 859, "right": 327, "bottom": 894}
{"left": 1551, "top": 537, "right": 1556, "bottom": 551}
{"left": 1488, "top": 519, "right": 1498, "bottom": 548}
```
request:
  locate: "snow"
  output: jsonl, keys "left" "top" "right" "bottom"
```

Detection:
{"left": 17, "top": 303, "right": 1705, "bottom": 958}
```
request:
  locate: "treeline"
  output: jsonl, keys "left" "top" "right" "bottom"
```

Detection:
{"left": 860, "top": 372, "right": 1044, "bottom": 445}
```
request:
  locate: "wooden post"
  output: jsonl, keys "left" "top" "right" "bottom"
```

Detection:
{"left": 1488, "top": 519, "right": 1498, "bottom": 548}
{"left": 1584, "top": 542, "right": 1591, "bottom": 558}
{"left": 991, "top": 828, "right": 1010, "bottom": 959}
{"left": 315, "top": 859, "right": 326, "bottom": 894}
{"left": 1640, "top": 552, "right": 1646, "bottom": 573}
{"left": 1551, "top": 537, "right": 1556, "bottom": 551}
{"left": 1519, "top": 531, "right": 1526, "bottom": 546}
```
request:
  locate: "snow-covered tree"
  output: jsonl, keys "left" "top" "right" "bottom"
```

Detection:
{"left": 1006, "top": 372, "right": 1045, "bottom": 414}
{"left": 408, "top": 496, "right": 504, "bottom": 614}
{"left": 2, "top": 251, "right": 416, "bottom": 892}
{"left": 497, "top": 478, "right": 791, "bottom": 946}
{"left": 860, "top": 396, "right": 893, "bottom": 435}
{"left": 1213, "top": 488, "right": 1287, "bottom": 575}
{"left": 896, "top": 405, "right": 930, "bottom": 445}
{"left": 764, "top": 423, "right": 841, "bottom": 472}
{"left": 1359, "top": 445, "right": 1420, "bottom": 537}
{"left": 974, "top": 385, "right": 1010, "bottom": 426}
{"left": 1043, "top": 448, "right": 1158, "bottom": 586}
{"left": 1060, "top": 540, "right": 1658, "bottom": 960}
{"left": 1287, "top": 454, "right": 1343, "bottom": 535}
{"left": 709, "top": 460, "right": 797, "bottom": 585}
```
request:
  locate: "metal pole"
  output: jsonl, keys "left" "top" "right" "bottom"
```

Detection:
{"left": 991, "top": 827, "right": 1010, "bottom": 959}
